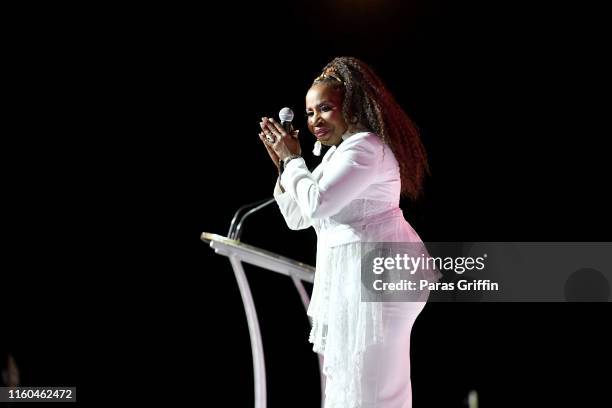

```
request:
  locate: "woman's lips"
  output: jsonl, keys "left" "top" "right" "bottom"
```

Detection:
{"left": 315, "top": 128, "right": 330, "bottom": 139}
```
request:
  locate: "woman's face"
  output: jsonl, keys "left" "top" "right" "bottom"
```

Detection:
{"left": 305, "top": 83, "right": 348, "bottom": 146}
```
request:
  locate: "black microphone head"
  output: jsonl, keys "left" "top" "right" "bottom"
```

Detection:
{"left": 279, "top": 107, "right": 294, "bottom": 124}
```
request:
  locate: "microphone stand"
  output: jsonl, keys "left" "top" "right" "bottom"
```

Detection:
{"left": 228, "top": 197, "right": 276, "bottom": 241}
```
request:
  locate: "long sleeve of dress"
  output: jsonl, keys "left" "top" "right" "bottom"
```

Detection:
{"left": 273, "top": 177, "right": 314, "bottom": 230}
{"left": 279, "top": 134, "right": 380, "bottom": 220}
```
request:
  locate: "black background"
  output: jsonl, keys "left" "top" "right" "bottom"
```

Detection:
{"left": 4, "top": 1, "right": 610, "bottom": 406}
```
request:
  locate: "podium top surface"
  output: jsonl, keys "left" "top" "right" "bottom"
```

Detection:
{"left": 201, "top": 232, "right": 315, "bottom": 282}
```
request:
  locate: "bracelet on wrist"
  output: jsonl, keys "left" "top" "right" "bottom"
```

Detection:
{"left": 279, "top": 154, "right": 301, "bottom": 174}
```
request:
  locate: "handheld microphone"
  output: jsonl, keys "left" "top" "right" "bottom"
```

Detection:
{"left": 279, "top": 107, "right": 295, "bottom": 134}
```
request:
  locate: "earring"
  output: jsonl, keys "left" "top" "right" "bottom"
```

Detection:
{"left": 312, "top": 140, "right": 322, "bottom": 156}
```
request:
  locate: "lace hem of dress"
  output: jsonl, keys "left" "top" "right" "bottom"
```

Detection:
{"left": 307, "top": 241, "right": 383, "bottom": 408}
{"left": 308, "top": 307, "right": 383, "bottom": 407}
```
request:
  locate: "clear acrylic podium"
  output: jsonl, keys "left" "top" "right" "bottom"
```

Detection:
{"left": 201, "top": 232, "right": 325, "bottom": 408}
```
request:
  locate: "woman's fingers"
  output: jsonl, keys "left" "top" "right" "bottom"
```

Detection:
{"left": 262, "top": 117, "right": 286, "bottom": 139}
{"left": 260, "top": 118, "right": 278, "bottom": 143}
{"left": 267, "top": 118, "right": 287, "bottom": 138}
{"left": 259, "top": 132, "right": 273, "bottom": 148}
{"left": 259, "top": 132, "right": 281, "bottom": 168}
{"left": 261, "top": 118, "right": 297, "bottom": 158}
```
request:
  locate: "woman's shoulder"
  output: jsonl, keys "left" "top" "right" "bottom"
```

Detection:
{"left": 341, "top": 131, "right": 382, "bottom": 147}
{"left": 338, "top": 131, "right": 384, "bottom": 156}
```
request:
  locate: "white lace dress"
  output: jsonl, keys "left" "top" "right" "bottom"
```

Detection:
{"left": 274, "top": 131, "right": 439, "bottom": 407}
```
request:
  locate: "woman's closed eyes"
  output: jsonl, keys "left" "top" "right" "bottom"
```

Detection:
{"left": 306, "top": 104, "right": 333, "bottom": 117}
